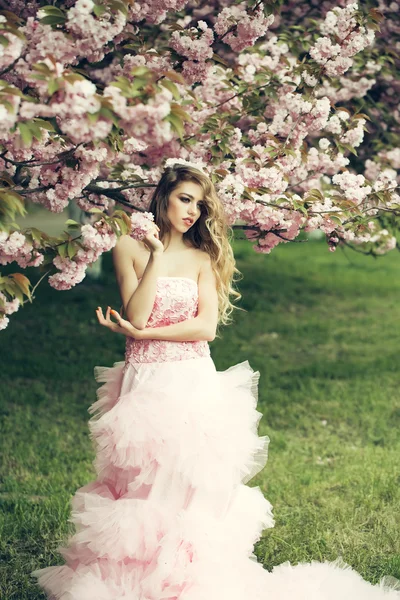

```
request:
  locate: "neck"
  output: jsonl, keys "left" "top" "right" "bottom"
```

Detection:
{"left": 163, "top": 229, "right": 188, "bottom": 252}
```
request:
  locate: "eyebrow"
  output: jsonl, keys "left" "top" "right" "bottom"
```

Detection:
{"left": 179, "top": 193, "right": 204, "bottom": 202}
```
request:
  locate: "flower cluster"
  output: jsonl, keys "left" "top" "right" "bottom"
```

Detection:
{"left": 214, "top": 4, "right": 274, "bottom": 52}
{"left": 0, "top": 231, "right": 44, "bottom": 268}
{"left": 103, "top": 85, "right": 174, "bottom": 149}
{"left": 0, "top": 23, "right": 25, "bottom": 71}
{"left": 169, "top": 21, "right": 214, "bottom": 84}
{"left": 48, "top": 219, "right": 118, "bottom": 291}
{"left": 48, "top": 256, "right": 87, "bottom": 291}
{"left": 128, "top": 0, "right": 189, "bottom": 25}
{"left": 0, "top": 291, "right": 20, "bottom": 330}
{"left": 332, "top": 172, "right": 372, "bottom": 205}
{"left": 66, "top": 0, "right": 127, "bottom": 63}
{"left": 309, "top": 4, "right": 375, "bottom": 78}
{"left": 129, "top": 211, "right": 155, "bottom": 241}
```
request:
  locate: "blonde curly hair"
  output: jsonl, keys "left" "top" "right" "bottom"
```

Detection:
{"left": 147, "top": 164, "right": 243, "bottom": 330}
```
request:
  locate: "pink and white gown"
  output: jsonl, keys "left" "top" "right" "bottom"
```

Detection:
{"left": 32, "top": 276, "right": 400, "bottom": 599}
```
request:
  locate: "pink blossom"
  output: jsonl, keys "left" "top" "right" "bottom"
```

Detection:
{"left": 130, "top": 211, "right": 155, "bottom": 241}
{"left": 0, "top": 30, "right": 25, "bottom": 70}
{"left": 0, "top": 231, "right": 34, "bottom": 267}
{"left": 341, "top": 119, "right": 366, "bottom": 148}
{"left": 0, "top": 84, "right": 21, "bottom": 135}
{"left": 309, "top": 37, "right": 341, "bottom": 64}
{"left": 169, "top": 22, "right": 214, "bottom": 62}
{"left": 214, "top": 5, "right": 274, "bottom": 52}
{"left": 324, "top": 56, "right": 353, "bottom": 77}
{"left": 0, "top": 292, "right": 20, "bottom": 315}
{"left": 80, "top": 222, "right": 117, "bottom": 253}
{"left": 182, "top": 60, "right": 213, "bottom": 85}
{"left": 128, "top": 0, "right": 189, "bottom": 25}
{"left": 48, "top": 256, "right": 87, "bottom": 290}
{"left": 0, "top": 315, "right": 9, "bottom": 330}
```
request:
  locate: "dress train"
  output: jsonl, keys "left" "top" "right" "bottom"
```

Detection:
{"left": 31, "top": 277, "right": 400, "bottom": 599}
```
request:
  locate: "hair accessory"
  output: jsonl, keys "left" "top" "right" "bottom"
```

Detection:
{"left": 129, "top": 211, "right": 155, "bottom": 241}
{"left": 164, "top": 157, "right": 208, "bottom": 175}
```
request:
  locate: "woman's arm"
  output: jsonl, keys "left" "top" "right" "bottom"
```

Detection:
{"left": 139, "top": 255, "right": 219, "bottom": 342}
{"left": 112, "top": 231, "right": 164, "bottom": 329}
{"left": 124, "top": 250, "right": 164, "bottom": 329}
{"left": 112, "top": 235, "right": 137, "bottom": 312}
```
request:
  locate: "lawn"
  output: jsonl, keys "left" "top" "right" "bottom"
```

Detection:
{"left": 1, "top": 237, "right": 399, "bottom": 599}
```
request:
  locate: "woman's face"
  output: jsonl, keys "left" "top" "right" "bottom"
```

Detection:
{"left": 166, "top": 181, "right": 205, "bottom": 233}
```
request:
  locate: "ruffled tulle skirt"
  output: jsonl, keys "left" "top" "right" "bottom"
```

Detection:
{"left": 31, "top": 356, "right": 400, "bottom": 599}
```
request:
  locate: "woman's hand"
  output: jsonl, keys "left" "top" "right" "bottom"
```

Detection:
{"left": 143, "top": 224, "right": 164, "bottom": 254}
{"left": 95, "top": 306, "right": 144, "bottom": 339}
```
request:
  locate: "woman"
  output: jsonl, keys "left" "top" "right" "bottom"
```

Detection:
{"left": 32, "top": 163, "right": 400, "bottom": 599}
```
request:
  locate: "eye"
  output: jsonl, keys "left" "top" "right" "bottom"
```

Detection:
{"left": 180, "top": 196, "right": 204, "bottom": 209}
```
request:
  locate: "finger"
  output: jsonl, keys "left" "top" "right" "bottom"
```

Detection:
{"left": 110, "top": 309, "right": 122, "bottom": 324}
{"left": 96, "top": 307, "right": 107, "bottom": 326}
{"left": 101, "top": 307, "right": 113, "bottom": 327}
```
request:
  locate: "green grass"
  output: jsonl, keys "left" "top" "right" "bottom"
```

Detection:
{"left": 1, "top": 238, "right": 400, "bottom": 598}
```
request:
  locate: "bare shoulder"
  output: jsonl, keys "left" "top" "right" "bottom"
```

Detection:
{"left": 196, "top": 249, "right": 212, "bottom": 268}
{"left": 113, "top": 235, "right": 138, "bottom": 258}
{"left": 196, "top": 250, "right": 215, "bottom": 280}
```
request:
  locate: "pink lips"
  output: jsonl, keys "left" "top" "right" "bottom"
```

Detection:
{"left": 183, "top": 218, "right": 193, "bottom": 226}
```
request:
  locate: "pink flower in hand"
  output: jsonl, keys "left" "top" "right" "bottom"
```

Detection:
{"left": 130, "top": 211, "right": 155, "bottom": 241}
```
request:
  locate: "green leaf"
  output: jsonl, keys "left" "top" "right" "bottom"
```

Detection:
{"left": 88, "top": 207, "right": 106, "bottom": 214}
{"left": 65, "top": 219, "right": 81, "bottom": 228}
{"left": 328, "top": 215, "right": 343, "bottom": 225}
{"left": 87, "top": 111, "right": 100, "bottom": 124}
{"left": 17, "top": 122, "right": 33, "bottom": 146}
{"left": 0, "top": 35, "right": 10, "bottom": 48}
{"left": 342, "top": 143, "right": 358, "bottom": 156}
{"left": 13, "top": 287, "right": 24, "bottom": 304}
{"left": 58, "top": 243, "right": 68, "bottom": 258}
{"left": 160, "top": 79, "right": 180, "bottom": 101}
{"left": 47, "top": 78, "right": 60, "bottom": 96}
{"left": 32, "top": 118, "right": 55, "bottom": 132}
{"left": 67, "top": 241, "right": 78, "bottom": 259}
{"left": 212, "top": 53, "right": 229, "bottom": 67}
{"left": 160, "top": 70, "right": 186, "bottom": 85}
{"left": 308, "top": 188, "right": 324, "bottom": 200}
{"left": 40, "top": 5, "right": 65, "bottom": 16}
{"left": 29, "top": 121, "right": 43, "bottom": 142}
{"left": 3, "top": 283, "right": 15, "bottom": 296}
{"left": 131, "top": 66, "right": 151, "bottom": 77}
{"left": 32, "top": 62, "right": 53, "bottom": 74}
{"left": 165, "top": 113, "right": 184, "bottom": 139}
{"left": 93, "top": 4, "right": 107, "bottom": 17}
{"left": 39, "top": 15, "right": 66, "bottom": 26}
{"left": 108, "top": 0, "right": 128, "bottom": 16}
{"left": 99, "top": 106, "right": 119, "bottom": 127}
{"left": 10, "top": 272, "right": 31, "bottom": 298}
{"left": 170, "top": 104, "right": 192, "bottom": 123}
{"left": 28, "top": 227, "right": 43, "bottom": 243}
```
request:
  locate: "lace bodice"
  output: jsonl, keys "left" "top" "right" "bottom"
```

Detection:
{"left": 125, "top": 277, "right": 211, "bottom": 364}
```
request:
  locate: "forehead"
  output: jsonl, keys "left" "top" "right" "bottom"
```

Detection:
{"left": 174, "top": 181, "right": 204, "bottom": 201}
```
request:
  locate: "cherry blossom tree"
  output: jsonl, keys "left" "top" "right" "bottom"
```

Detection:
{"left": 0, "top": 0, "right": 399, "bottom": 329}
